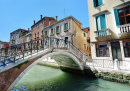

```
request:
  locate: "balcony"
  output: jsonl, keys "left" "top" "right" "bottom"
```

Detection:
{"left": 118, "top": 24, "right": 130, "bottom": 35}
{"left": 94, "top": 28, "right": 110, "bottom": 39}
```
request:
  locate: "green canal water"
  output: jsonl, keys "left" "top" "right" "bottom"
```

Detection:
{"left": 12, "top": 65, "right": 130, "bottom": 91}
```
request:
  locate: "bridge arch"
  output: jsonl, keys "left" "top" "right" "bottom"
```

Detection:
{"left": 6, "top": 49, "right": 84, "bottom": 90}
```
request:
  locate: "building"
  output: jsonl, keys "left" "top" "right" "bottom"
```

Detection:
{"left": 42, "top": 16, "right": 90, "bottom": 56}
{"left": 10, "top": 29, "right": 29, "bottom": 45}
{"left": 31, "top": 15, "right": 57, "bottom": 41}
{"left": 82, "top": 27, "right": 91, "bottom": 58}
{"left": 0, "top": 41, "right": 9, "bottom": 49}
{"left": 87, "top": 0, "right": 130, "bottom": 61}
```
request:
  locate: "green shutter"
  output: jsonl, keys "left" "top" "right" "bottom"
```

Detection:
{"left": 64, "top": 23, "right": 65, "bottom": 30}
{"left": 98, "top": 0, "right": 103, "bottom": 6}
{"left": 114, "top": 9, "right": 120, "bottom": 26}
{"left": 96, "top": 16, "right": 101, "bottom": 31}
{"left": 100, "top": 14, "right": 107, "bottom": 30}
{"left": 68, "top": 22, "right": 70, "bottom": 29}
{"left": 93, "top": 0, "right": 96, "bottom": 7}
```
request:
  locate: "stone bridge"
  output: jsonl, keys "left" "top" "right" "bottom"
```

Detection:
{"left": 0, "top": 37, "right": 86, "bottom": 91}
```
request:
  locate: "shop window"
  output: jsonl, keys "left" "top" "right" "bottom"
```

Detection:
{"left": 124, "top": 42, "right": 130, "bottom": 57}
{"left": 96, "top": 44, "right": 110, "bottom": 57}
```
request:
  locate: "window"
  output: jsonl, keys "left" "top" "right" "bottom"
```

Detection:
{"left": 118, "top": 6, "right": 130, "bottom": 25}
{"left": 64, "top": 22, "right": 70, "bottom": 32}
{"left": 51, "top": 28, "right": 54, "bottom": 34}
{"left": 93, "top": 0, "right": 103, "bottom": 7}
{"left": 38, "top": 23, "right": 39, "bottom": 27}
{"left": 96, "top": 14, "right": 107, "bottom": 31}
{"left": 84, "top": 44, "right": 86, "bottom": 49}
{"left": 83, "top": 33, "right": 86, "bottom": 37}
{"left": 37, "top": 32, "right": 39, "bottom": 37}
{"left": 42, "top": 30, "right": 43, "bottom": 35}
{"left": 42, "top": 20, "right": 44, "bottom": 25}
{"left": 56, "top": 26, "right": 59, "bottom": 34}
{"left": 65, "top": 23, "right": 68, "bottom": 30}
{"left": 87, "top": 46, "right": 88, "bottom": 50}
{"left": 124, "top": 42, "right": 130, "bottom": 57}
{"left": 45, "top": 31, "right": 48, "bottom": 37}
{"left": 35, "top": 33, "right": 36, "bottom": 38}
{"left": 96, "top": 44, "right": 110, "bottom": 57}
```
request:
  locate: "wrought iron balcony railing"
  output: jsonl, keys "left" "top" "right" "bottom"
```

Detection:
{"left": 94, "top": 28, "right": 110, "bottom": 39}
{"left": 118, "top": 24, "right": 130, "bottom": 35}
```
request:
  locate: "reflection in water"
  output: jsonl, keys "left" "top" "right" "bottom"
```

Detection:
{"left": 12, "top": 65, "right": 130, "bottom": 91}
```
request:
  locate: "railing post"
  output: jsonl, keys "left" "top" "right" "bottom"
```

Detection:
{"left": 114, "top": 59, "right": 119, "bottom": 70}
{"left": 23, "top": 44, "right": 24, "bottom": 59}
{"left": 83, "top": 54, "right": 86, "bottom": 62}
{"left": 49, "top": 37, "right": 51, "bottom": 49}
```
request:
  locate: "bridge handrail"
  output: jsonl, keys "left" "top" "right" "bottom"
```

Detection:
{"left": 0, "top": 37, "right": 85, "bottom": 67}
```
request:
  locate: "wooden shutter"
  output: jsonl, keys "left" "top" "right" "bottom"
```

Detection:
{"left": 68, "top": 22, "right": 70, "bottom": 30}
{"left": 93, "top": 0, "right": 96, "bottom": 7}
{"left": 114, "top": 9, "right": 120, "bottom": 26}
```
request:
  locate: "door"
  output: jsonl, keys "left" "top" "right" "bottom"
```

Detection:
{"left": 65, "top": 37, "right": 68, "bottom": 45}
{"left": 111, "top": 42, "right": 122, "bottom": 60}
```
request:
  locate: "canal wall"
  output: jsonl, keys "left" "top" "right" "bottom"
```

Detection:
{"left": 85, "top": 67, "right": 130, "bottom": 85}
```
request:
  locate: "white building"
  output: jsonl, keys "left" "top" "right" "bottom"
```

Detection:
{"left": 87, "top": 0, "right": 130, "bottom": 61}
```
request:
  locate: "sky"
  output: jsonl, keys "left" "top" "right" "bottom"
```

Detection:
{"left": 0, "top": 0, "right": 89, "bottom": 42}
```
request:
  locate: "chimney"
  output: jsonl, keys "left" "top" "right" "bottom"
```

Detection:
{"left": 56, "top": 16, "right": 58, "bottom": 21}
{"left": 34, "top": 20, "right": 35, "bottom": 25}
{"left": 28, "top": 28, "right": 30, "bottom": 31}
{"left": 40, "top": 15, "right": 42, "bottom": 20}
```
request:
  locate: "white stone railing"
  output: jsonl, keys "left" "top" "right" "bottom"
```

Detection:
{"left": 94, "top": 28, "right": 110, "bottom": 39}
{"left": 118, "top": 24, "right": 130, "bottom": 35}
{"left": 86, "top": 59, "right": 130, "bottom": 71}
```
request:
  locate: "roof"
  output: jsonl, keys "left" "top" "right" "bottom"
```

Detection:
{"left": 43, "top": 16, "right": 82, "bottom": 29}
{"left": 10, "top": 28, "right": 28, "bottom": 34}
{"left": 82, "top": 27, "right": 90, "bottom": 33}
{"left": 31, "top": 17, "right": 56, "bottom": 28}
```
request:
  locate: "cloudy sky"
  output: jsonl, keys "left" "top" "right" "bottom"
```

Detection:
{"left": 0, "top": 0, "right": 89, "bottom": 42}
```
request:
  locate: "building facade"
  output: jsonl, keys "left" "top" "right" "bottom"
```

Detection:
{"left": 0, "top": 41, "right": 9, "bottom": 49}
{"left": 31, "top": 15, "right": 57, "bottom": 41}
{"left": 82, "top": 27, "right": 91, "bottom": 58}
{"left": 88, "top": 0, "right": 130, "bottom": 61}
{"left": 43, "top": 16, "right": 90, "bottom": 56}
{"left": 10, "top": 29, "right": 29, "bottom": 45}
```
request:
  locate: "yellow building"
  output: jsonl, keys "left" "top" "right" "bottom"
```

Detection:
{"left": 87, "top": 0, "right": 130, "bottom": 60}
{"left": 43, "top": 16, "right": 91, "bottom": 56}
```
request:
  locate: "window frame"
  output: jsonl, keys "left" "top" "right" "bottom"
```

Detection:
{"left": 123, "top": 41, "right": 130, "bottom": 57}
{"left": 117, "top": 6, "right": 130, "bottom": 25}
{"left": 56, "top": 26, "right": 59, "bottom": 34}
{"left": 51, "top": 28, "right": 54, "bottom": 34}
{"left": 96, "top": 43, "right": 110, "bottom": 57}
{"left": 65, "top": 23, "right": 68, "bottom": 30}
{"left": 95, "top": 13, "right": 107, "bottom": 31}
{"left": 94, "top": 0, "right": 103, "bottom": 7}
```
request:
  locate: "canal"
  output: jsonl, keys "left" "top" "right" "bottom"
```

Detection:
{"left": 12, "top": 65, "right": 130, "bottom": 91}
